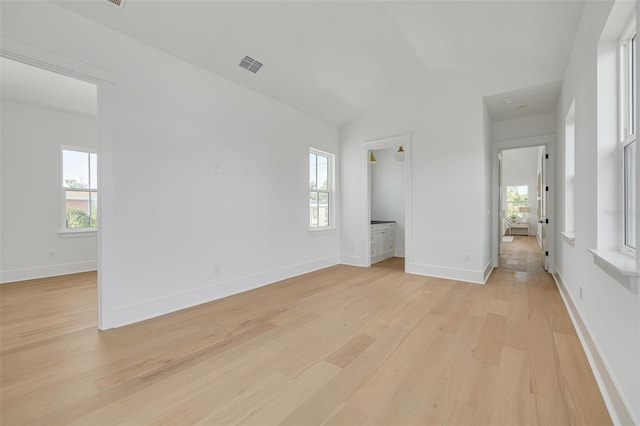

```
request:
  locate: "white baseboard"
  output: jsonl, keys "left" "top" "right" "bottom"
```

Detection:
{"left": 483, "top": 260, "right": 494, "bottom": 283}
{"left": 405, "top": 262, "right": 485, "bottom": 284}
{"left": 340, "top": 255, "right": 367, "bottom": 267}
{"left": 107, "top": 256, "right": 340, "bottom": 329}
{"left": 394, "top": 248, "right": 406, "bottom": 258}
{"left": 0, "top": 260, "right": 98, "bottom": 283}
{"left": 553, "top": 272, "right": 638, "bottom": 426}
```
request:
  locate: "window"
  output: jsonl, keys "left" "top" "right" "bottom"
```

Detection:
{"left": 62, "top": 148, "right": 97, "bottom": 230}
{"left": 621, "top": 20, "right": 636, "bottom": 249}
{"left": 506, "top": 185, "right": 528, "bottom": 220}
{"left": 309, "top": 149, "right": 333, "bottom": 229}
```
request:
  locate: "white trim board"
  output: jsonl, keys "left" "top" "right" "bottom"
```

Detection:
{"left": 340, "top": 255, "right": 367, "bottom": 267}
{"left": 1, "top": 261, "right": 98, "bottom": 284}
{"left": 405, "top": 261, "right": 489, "bottom": 284}
{"left": 553, "top": 272, "right": 638, "bottom": 426}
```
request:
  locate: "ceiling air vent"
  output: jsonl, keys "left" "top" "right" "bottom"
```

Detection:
{"left": 239, "top": 56, "right": 263, "bottom": 74}
{"left": 105, "top": 0, "right": 126, "bottom": 10}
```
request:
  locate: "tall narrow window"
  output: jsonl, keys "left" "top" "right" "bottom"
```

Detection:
{"left": 621, "top": 22, "right": 636, "bottom": 249}
{"left": 309, "top": 149, "right": 333, "bottom": 229}
{"left": 63, "top": 148, "right": 97, "bottom": 230}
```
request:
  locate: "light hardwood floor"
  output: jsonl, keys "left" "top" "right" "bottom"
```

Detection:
{"left": 1, "top": 238, "right": 611, "bottom": 425}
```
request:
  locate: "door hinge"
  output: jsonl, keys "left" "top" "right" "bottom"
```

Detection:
{"left": 545, "top": 154, "right": 549, "bottom": 159}
{"left": 545, "top": 251, "right": 549, "bottom": 256}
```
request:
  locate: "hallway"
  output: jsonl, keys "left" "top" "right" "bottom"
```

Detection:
{"left": 500, "top": 235, "right": 546, "bottom": 274}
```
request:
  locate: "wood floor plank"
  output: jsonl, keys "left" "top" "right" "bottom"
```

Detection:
{"left": 472, "top": 313, "right": 507, "bottom": 365}
{"left": 322, "top": 404, "right": 369, "bottom": 426}
{"left": 553, "top": 332, "right": 612, "bottom": 425}
{"left": 0, "top": 239, "right": 611, "bottom": 425}
{"left": 325, "top": 333, "right": 376, "bottom": 368}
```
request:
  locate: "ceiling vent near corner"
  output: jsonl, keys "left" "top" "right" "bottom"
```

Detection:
{"left": 106, "top": 0, "right": 126, "bottom": 10}
{"left": 239, "top": 56, "right": 263, "bottom": 74}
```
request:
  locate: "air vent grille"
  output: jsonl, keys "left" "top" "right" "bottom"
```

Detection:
{"left": 239, "top": 56, "right": 263, "bottom": 74}
{"left": 106, "top": 0, "right": 125, "bottom": 9}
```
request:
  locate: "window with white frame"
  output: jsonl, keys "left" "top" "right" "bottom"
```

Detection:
{"left": 309, "top": 149, "right": 334, "bottom": 229}
{"left": 506, "top": 185, "right": 528, "bottom": 221}
{"left": 62, "top": 148, "right": 97, "bottom": 230}
{"left": 621, "top": 18, "right": 636, "bottom": 249}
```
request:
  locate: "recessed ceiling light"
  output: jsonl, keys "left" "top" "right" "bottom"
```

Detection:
{"left": 504, "top": 99, "right": 513, "bottom": 105}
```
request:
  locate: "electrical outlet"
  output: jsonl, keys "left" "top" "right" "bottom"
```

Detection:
{"left": 48, "top": 251, "right": 56, "bottom": 259}
{"left": 464, "top": 254, "right": 471, "bottom": 263}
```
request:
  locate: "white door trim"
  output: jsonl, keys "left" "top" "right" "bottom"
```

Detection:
{"left": 363, "top": 133, "right": 412, "bottom": 268}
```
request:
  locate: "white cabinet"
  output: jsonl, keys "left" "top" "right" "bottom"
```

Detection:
{"left": 370, "top": 222, "right": 395, "bottom": 264}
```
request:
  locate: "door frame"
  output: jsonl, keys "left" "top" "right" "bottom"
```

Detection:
{"left": 362, "top": 134, "right": 412, "bottom": 268}
{"left": 492, "top": 134, "right": 555, "bottom": 271}
{"left": 1, "top": 36, "right": 115, "bottom": 330}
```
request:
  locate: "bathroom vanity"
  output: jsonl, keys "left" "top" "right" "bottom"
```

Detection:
{"left": 370, "top": 221, "right": 395, "bottom": 264}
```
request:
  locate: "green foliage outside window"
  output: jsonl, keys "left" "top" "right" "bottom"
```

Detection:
{"left": 66, "top": 208, "right": 98, "bottom": 229}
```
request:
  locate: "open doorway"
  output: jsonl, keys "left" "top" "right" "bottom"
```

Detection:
{"left": 498, "top": 145, "right": 549, "bottom": 272}
{"left": 363, "top": 134, "right": 412, "bottom": 269}
{"left": 0, "top": 57, "right": 100, "bottom": 315}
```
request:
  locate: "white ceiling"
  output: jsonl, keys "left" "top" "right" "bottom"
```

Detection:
{"left": 0, "top": 57, "right": 97, "bottom": 117}
{"left": 484, "top": 80, "right": 563, "bottom": 122}
{"left": 51, "top": 0, "right": 585, "bottom": 126}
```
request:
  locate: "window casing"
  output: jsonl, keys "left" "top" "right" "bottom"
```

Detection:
{"left": 62, "top": 147, "right": 97, "bottom": 231}
{"left": 621, "top": 20, "right": 636, "bottom": 250}
{"left": 309, "top": 149, "right": 334, "bottom": 229}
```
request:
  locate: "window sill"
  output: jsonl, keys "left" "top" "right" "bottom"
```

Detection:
{"left": 561, "top": 232, "right": 575, "bottom": 247}
{"left": 58, "top": 229, "right": 97, "bottom": 238}
{"left": 308, "top": 227, "right": 336, "bottom": 234}
{"left": 587, "top": 249, "right": 638, "bottom": 294}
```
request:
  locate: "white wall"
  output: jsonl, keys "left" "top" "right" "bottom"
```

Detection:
{"left": 492, "top": 113, "right": 555, "bottom": 142}
{"left": 501, "top": 146, "right": 540, "bottom": 235}
{"left": 371, "top": 147, "right": 405, "bottom": 256}
{"left": 555, "top": 0, "right": 639, "bottom": 423}
{"left": 340, "top": 61, "right": 556, "bottom": 283}
{"left": 1, "top": 100, "right": 98, "bottom": 282}
{"left": 1, "top": 1, "right": 340, "bottom": 328}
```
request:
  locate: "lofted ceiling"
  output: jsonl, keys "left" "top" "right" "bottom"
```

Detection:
{"left": 52, "top": 0, "right": 586, "bottom": 126}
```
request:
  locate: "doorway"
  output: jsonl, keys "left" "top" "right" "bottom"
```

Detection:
{"left": 363, "top": 134, "right": 412, "bottom": 269}
{"left": 0, "top": 47, "right": 110, "bottom": 328}
{"left": 496, "top": 144, "right": 551, "bottom": 272}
